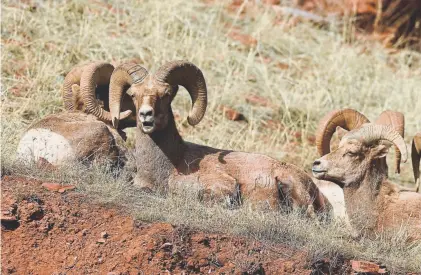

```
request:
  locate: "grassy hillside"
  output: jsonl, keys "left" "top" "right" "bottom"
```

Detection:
{"left": 2, "top": 0, "right": 421, "bottom": 272}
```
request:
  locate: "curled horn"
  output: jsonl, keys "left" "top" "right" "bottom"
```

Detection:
{"left": 80, "top": 62, "right": 133, "bottom": 124}
{"left": 412, "top": 134, "right": 421, "bottom": 192}
{"left": 109, "top": 63, "right": 149, "bottom": 128}
{"left": 375, "top": 110, "right": 405, "bottom": 174}
{"left": 154, "top": 60, "right": 207, "bottom": 126}
{"left": 348, "top": 124, "right": 408, "bottom": 163}
{"left": 62, "top": 64, "right": 87, "bottom": 110}
{"left": 316, "top": 109, "right": 370, "bottom": 156}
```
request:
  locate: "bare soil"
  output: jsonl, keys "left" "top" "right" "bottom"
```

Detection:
{"left": 0, "top": 175, "right": 353, "bottom": 275}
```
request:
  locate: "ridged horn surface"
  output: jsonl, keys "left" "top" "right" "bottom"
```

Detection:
{"left": 375, "top": 110, "right": 405, "bottom": 173}
{"left": 316, "top": 109, "right": 370, "bottom": 156}
{"left": 62, "top": 64, "right": 89, "bottom": 110}
{"left": 347, "top": 124, "right": 408, "bottom": 163}
{"left": 154, "top": 60, "right": 207, "bottom": 126}
{"left": 80, "top": 62, "right": 134, "bottom": 123}
{"left": 109, "top": 63, "right": 149, "bottom": 128}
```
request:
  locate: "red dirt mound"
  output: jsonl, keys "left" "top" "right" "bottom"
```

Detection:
{"left": 1, "top": 175, "right": 347, "bottom": 274}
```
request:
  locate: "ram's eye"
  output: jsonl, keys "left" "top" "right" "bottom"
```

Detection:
{"left": 345, "top": 151, "right": 357, "bottom": 157}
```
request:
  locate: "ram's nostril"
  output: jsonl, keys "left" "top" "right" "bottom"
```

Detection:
{"left": 140, "top": 110, "right": 153, "bottom": 117}
{"left": 139, "top": 106, "right": 154, "bottom": 118}
{"left": 313, "top": 160, "right": 321, "bottom": 166}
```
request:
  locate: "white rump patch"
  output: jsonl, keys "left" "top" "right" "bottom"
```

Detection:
{"left": 16, "top": 128, "right": 76, "bottom": 166}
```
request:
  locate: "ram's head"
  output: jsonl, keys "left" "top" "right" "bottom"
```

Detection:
{"left": 316, "top": 108, "right": 405, "bottom": 174}
{"left": 108, "top": 61, "right": 207, "bottom": 134}
{"left": 312, "top": 124, "right": 408, "bottom": 188}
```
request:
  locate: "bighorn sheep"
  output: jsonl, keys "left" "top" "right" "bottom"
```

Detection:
{"left": 16, "top": 112, "right": 127, "bottom": 167}
{"left": 16, "top": 62, "right": 132, "bottom": 167}
{"left": 412, "top": 133, "right": 421, "bottom": 192}
{"left": 312, "top": 124, "right": 421, "bottom": 240}
{"left": 316, "top": 109, "right": 404, "bottom": 174}
{"left": 107, "top": 60, "right": 330, "bottom": 213}
{"left": 313, "top": 108, "right": 407, "bottom": 220}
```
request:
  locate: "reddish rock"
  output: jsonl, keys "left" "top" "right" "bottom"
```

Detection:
{"left": 0, "top": 199, "right": 17, "bottom": 223}
{"left": 351, "top": 260, "right": 387, "bottom": 274}
{"left": 97, "top": 238, "right": 106, "bottom": 244}
{"left": 276, "top": 62, "right": 290, "bottom": 70}
{"left": 42, "top": 182, "right": 75, "bottom": 193}
{"left": 219, "top": 105, "right": 246, "bottom": 121}
{"left": 228, "top": 30, "right": 257, "bottom": 47}
{"left": 245, "top": 94, "right": 277, "bottom": 108}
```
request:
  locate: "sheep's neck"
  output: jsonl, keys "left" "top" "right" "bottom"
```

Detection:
{"left": 135, "top": 110, "right": 185, "bottom": 187}
{"left": 343, "top": 159, "right": 386, "bottom": 235}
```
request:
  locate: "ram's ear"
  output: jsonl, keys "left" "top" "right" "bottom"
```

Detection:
{"left": 371, "top": 143, "right": 391, "bottom": 159}
{"left": 336, "top": 126, "right": 348, "bottom": 140}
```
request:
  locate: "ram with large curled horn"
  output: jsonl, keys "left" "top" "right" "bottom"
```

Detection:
{"left": 108, "top": 60, "right": 331, "bottom": 216}
{"left": 312, "top": 109, "right": 407, "bottom": 222}
{"left": 316, "top": 108, "right": 405, "bottom": 174}
{"left": 109, "top": 61, "right": 206, "bottom": 131}
{"left": 312, "top": 124, "right": 421, "bottom": 240}
{"left": 15, "top": 62, "right": 136, "bottom": 168}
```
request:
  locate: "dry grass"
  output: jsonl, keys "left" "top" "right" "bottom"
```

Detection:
{"left": 2, "top": 0, "right": 421, "bottom": 272}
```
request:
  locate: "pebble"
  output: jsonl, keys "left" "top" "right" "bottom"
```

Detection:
{"left": 97, "top": 238, "right": 106, "bottom": 244}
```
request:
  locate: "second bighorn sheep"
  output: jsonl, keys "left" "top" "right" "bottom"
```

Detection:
{"left": 16, "top": 112, "right": 127, "bottom": 167}
{"left": 313, "top": 108, "right": 408, "bottom": 220}
{"left": 16, "top": 62, "right": 132, "bottom": 167}
{"left": 316, "top": 108, "right": 405, "bottom": 174}
{"left": 108, "top": 60, "right": 330, "bottom": 213}
{"left": 312, "top": 124, "right": 421, "bottom": 240}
